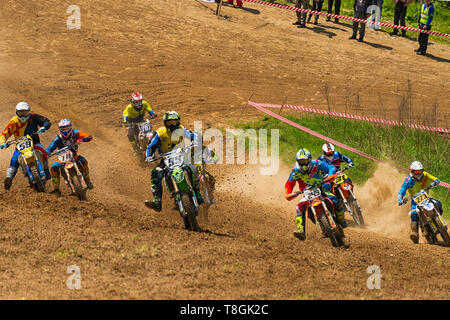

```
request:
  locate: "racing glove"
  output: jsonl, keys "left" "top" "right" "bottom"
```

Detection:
{"left": 0, "top": 143, "right": 6, "bottom": 150}
{"left": 38, "top": 127, "right": 46, "bottom": 134}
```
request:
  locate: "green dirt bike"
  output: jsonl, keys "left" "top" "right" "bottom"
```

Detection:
{"left": 148, "top": 145, "right": 202, "bottom": 232}
{"left": 400, "top": 184, "right": 450, "bottom": 246}
{"left": 4, "top": 133, "right": 47, "bottom": 192}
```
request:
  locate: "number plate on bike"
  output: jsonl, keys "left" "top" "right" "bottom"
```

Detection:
{"left": 58, "top": 150, "right": 73, "bottom": 163}
{"left": 304, "top": 188, "right": 321, "bottom": 201}
{"left": 139, "top": 123, "right": 153, "bottom": 134}
{"left": 17, "top": 139, "right": 32, "bottom": 151}
{"left": 164, "top": 152, "right": 184, "bottom": 169}
{"left": 413, "top": 192, "right": 428, "bottom": 205}
{"left": 334, "top": 175, "right": 345, "bottom": 184}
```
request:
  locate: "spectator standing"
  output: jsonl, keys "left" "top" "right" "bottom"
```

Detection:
{"left": 415, "top": 0, "right": 434, "bottom": 55}
{"left": 308, "top": 0, "right": 325, "bottom": 25}
{"left": 349, "top": 0, "right": 371, "bottom": 42}
{"left": 391, "top": 0, "right": 412, "bottom": 36}
{"left": 293, "top": 0, "right": 310, "bottom": 28}
{"left": 326, "top": 0, "right": 341, "bottom": 23}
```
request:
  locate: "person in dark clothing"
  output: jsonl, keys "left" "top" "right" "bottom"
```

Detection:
{"left": 308, "top": 0, "right": 325, "bottom": 25}
{"left": 349, "top": 0, "right": 371, "bottom": 42}
{"left": 326, "top": 0, "right": 341, "bottom": 23}
{"left": 391, "top": 0, "right": 412, "bottom": 36}
{"left": 415, "top": 0, "right": 434, "bottom": 55}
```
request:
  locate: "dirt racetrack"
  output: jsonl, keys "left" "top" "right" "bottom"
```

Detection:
{"left": 0, "top": 0, "right": 449, "bottom": 299}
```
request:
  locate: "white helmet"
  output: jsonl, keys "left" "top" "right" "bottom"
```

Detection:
{"left": 322, "top": 143, "right": 335, "bottom": 160}
{"left": 15, "top": 102, "right": 31, "bottom": 123}
{"left": 409, "top": 161, "right": 424, "bottom": 182}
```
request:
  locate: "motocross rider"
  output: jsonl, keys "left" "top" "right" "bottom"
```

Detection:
{"left": 398, "top": 161, "right": 443, "bottom": 244}
{"left": 122, "top": 92, "right": 157, "bottom": 156}
{"left": 0, "top": 102, "right": 52, "bottom": 190}
{"left": 144, "top": 111, "right": 203, "bottom": 212}
{"left": 46, "top": 119, "right": 94, "bottom": 194}
{"left": 318, "top": 143, "right": 354, "bottom": 172}
{"left": 285, "top": 148, "right": 347, "bottom": 241}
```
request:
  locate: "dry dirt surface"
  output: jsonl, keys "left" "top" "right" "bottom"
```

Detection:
{"left": 0, "top": 0, "right": 449, "bottom": 299}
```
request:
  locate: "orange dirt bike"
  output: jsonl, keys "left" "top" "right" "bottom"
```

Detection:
{"left": 48, "top": 142, "right": 88, "bottom": 201}
{"left": 400, "top": 184, "right": 450, "bottom": 246}
{"left": 329, "top": 166, "right": 365, "bottom": 227}
{"left": 287, "top": 181, "right": 348, "bottom": 248}
{"left": 4, "top": 133, "right": 47, "bottom": 192}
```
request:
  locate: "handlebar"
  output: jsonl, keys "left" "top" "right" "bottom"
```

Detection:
{"left": 48, "top": 141, "right": 83, "bottom": 158}
{"left": 4, "top": 132, "right": 41, "bottom": 149}
{"left": 399, "top": 183, "right": 436, "bottom": 205}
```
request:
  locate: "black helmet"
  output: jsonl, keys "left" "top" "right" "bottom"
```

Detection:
{"left": 163, "top": 111, "right": 181, "bottom": 132}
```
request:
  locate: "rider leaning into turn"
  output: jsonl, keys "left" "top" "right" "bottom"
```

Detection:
{"left": 122, "top": 92, "right": 157, "bottom": 156}
{"left": 398, "top": 161, "right": 443, "bottom": 244}
{"left": 144, "top": 111, "right": 203, "bottom": 212}
{"left": 0, "top": 102, "right": 52, "bottom": 190}
{"left": 46, "top": 119, "right": 94, "bottom": 194}
{"left": 285, "top": 148, "right": 347, "bottom": 241}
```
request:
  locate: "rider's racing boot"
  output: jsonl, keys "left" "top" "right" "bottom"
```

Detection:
{"left": 44, "top": 169, "right": 51, "bottom": 181}
{"left": 130, "top": 141, "right": 139, "bottom": 157}
{"left": 293, "top": 215, "right": 306, "bottom": 241}
{"left": 50, "top": 176, "right": 61, "bottom": 195}
{"left": 336, "top": 209, "right": 348, "bottom": 228}
{"left": 145, "top": 197, "right": 162, "bottom": 212}
{"left": 82, "top": 169, "right": 94, "bottom": 189}
{"left": 4, "top": 177, "right": 12, "bottom": 191}
{"left": 410, "top": 221, "right": 419, "bottom": 244}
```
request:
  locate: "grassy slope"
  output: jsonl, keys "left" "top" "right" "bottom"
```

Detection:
{"left": 262, "top": 0, "right": 450, "bottom": 44}
{"left": 238, "top": 114, "right": 450, "bottom": 218}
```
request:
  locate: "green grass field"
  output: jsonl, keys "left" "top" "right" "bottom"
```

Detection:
{"left": 261, "top": 0, "right": 450, "bottom": 44}
{"left": 238, "top": 113, "right": 450, "bottom": 218}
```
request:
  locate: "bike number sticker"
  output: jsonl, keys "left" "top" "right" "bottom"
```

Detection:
{"left": 17, "top": 140, "right": 32, "bottom": 151}
{"left": 334, "top": 175, "right": 344, "bottom": 184}
{"left": 305, "top": 189, "right": 321, "bottom": 201}
{"left": 140, "top": 123, "right": 152, "bottom": 133}
{"left": 413, "top": 193, "right": 428, "bottom": 205}
{"left": 58, "top": 151, "right": 72, "bottom": 163}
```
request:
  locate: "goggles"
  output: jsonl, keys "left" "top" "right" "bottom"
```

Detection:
{"left": 59, "top": 126, "right": 72, "bottom": 133}
{"left": 297, "top": 158, "right": 310, "bottom": 165}
{"left": 412, "top": 170, "right": 423, "bottom": 175}
{"left": 16, "top": 110, "right": 30, "bottom": 117}
{"left": 165, "top": 120, "right": 178, "bottom": 127}
{"left": 324, "top": 151, "right": 333, "bottom": 156}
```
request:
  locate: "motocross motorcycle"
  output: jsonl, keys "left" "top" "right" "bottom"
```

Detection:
{"left": 287, "top": 181, "right": 348, "bottom": 248}
{"left": 127, "top": 119, "right": 156, "bottom": 165}
{"left": 48, "top": 142, "right": 88, "bottom": 201}
{"left": 401, "top": 185, "right": 450, "bottom": 246}
{"left": 329, "top": 166, "right": 365, "bottom": 227}
{"left": 5, "top": 133, "right": 47, "bottom": 192}
{"left": 149, "top": 145, "right": 202, "bottom": 232}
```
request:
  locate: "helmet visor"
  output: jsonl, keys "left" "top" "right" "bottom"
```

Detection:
{"left": 16, "top": 110, "right": 30, "bottom": 118}
{"left": 165, "top": 120, "right": 178, "bottom": 127}
{"left": 297, "top": 158, "right": 310, "bottom": 166}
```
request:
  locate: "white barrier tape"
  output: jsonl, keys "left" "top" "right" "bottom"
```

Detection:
{"left": 250, "top": 101, "right": 449, "bottom": 134}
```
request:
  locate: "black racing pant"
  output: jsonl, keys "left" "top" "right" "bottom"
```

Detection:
{"left": 392, "top": 2, "right": 407, "bottom": 35}
{"left": 352, "top": 11, "right": 366, "bottom": 39}
{"left": 418, "top": 24, "right": 431, "bottom": 54}
{"left": 327, "top": 0, "right": 341, "bottom": 20}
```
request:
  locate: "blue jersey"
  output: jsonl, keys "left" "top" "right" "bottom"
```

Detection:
{"left": 287, "top": 160, "right": 337, "bottom": 188}
{"left": 318, "top": 152, "right": 353, "bottom": 171}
